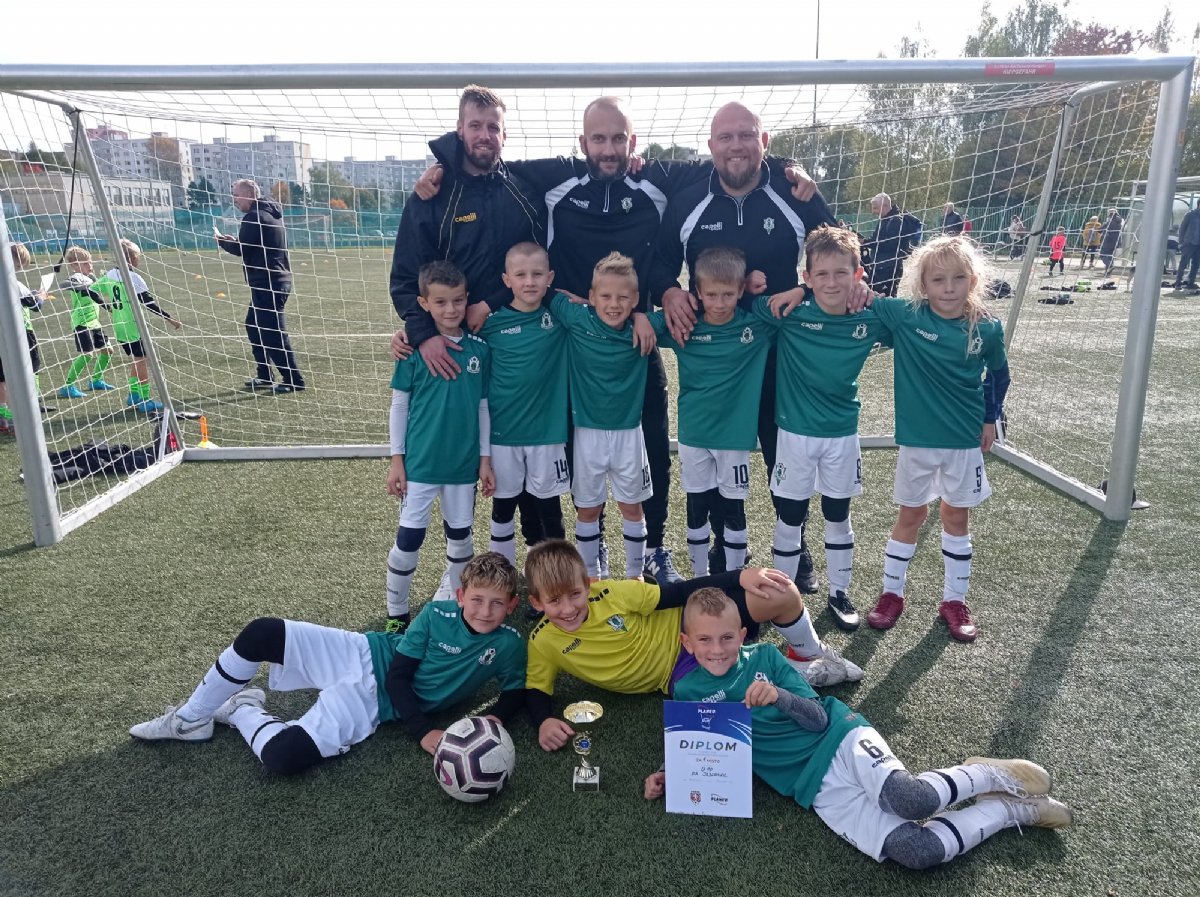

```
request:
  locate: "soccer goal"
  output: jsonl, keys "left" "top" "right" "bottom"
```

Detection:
{"left": 0, "top": 57, "right": 1192, "bottom": 544}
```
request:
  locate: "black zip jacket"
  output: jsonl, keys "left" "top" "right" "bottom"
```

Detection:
{"left": 389, "top": 132, "right": 545, "bottom": 347}
{"left": 218, "top": 198, "right": 291, "bottom": 290}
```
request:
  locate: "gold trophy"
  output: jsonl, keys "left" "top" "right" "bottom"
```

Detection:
{"left": 563, "top": 700, "right": 604, "bottom": 791}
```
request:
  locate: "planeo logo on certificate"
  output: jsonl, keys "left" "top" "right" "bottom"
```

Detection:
{"left": 663, "top": 701, "right": 753, "bottom": 818}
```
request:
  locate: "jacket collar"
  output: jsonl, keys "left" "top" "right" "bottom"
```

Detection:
{"left": 429, "top": 131, "right": 509, "bottom": 183}
{"left": 708, "top": 161, "right": 771, "bottom": 198}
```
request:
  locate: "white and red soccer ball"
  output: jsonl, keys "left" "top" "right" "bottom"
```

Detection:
{"left": 433, "top": 716, "right": 516, "bottom": 803}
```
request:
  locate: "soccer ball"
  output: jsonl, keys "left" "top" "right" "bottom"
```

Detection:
{"left": 433, "top": 716, "right": 516, "bottom": 803}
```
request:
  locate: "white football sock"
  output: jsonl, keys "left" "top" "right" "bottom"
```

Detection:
{"left": 772, "top": 519, "right": 803, "bottom": 581}
{"left": 941, "top": 531, "right": 973, "bottom": 603}
{"left": 723, "top": 527, "right": 748, "bottom": 572}
{"left": 882, "top": 538, "right": 916, "bottom": 597}
{"left": 386, "top": 544, "right": 419, "bottom": 617}
{"left": 774, "top": 607, "right": 822, "bottom": 658}
{"left": 687, "top": 523, "right": 711, "bottom": 577}
{"left": 622, "top": 516, "right": 648, "bottom": 579}
{"left": 575, "top": 518, "right": 602, "bottom": 578}
{"left": 488, "top": 518, "right": 517, "bottom": 564}
{"left": 925, "top": 799, "right": 1013, "bottom": 862}
{"left": 178, "top": 645, "right": 259, "bottom": 721}
{"left": 825, "top": 516, "right": 854, "bottom": 595}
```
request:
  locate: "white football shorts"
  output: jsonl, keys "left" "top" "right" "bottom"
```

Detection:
{"left": 400, "top": 482, "right": 477, "bottom": 530}
{"left": 491, "top": 443, "right": 570, "bottom": 499}
{"left": 268, "top": 620, "right": 381, "bottom": 759}
{"left": 892, "top": 446, "right": 992, "bottom": 508}
{"left": 572, "top": 426, "right": 652, "bottom": 507}
{"left": 811, "top": 726, "right": 910, "bottom": 862}
{"left": 678, "top": 444, "right": 752, "bottom": 500}
{"left": 771, "top": 431, "right": 863, "bottom": 500}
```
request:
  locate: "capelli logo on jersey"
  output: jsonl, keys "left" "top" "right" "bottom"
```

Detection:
{"left": 541, "top": 312, "right": 554, "bottom": 329}
{"left": 569, "top": 197, "right": 590, "bottom": 209}
{"left": 454, "top": 211, "right": 478, "bottom": 223}
{"left": 500, "top": 325, "right": 522, "bottom": 335}
{"left": 437, "top": 642, "right": 462, "bottom": 654}
{"left": 467, "top": 356, "right": 481, "bottom": 374}
{"left": 563, "top": 638, "right": 583, "bottom": 654}
{"left": 701, "top": 690, "right": 727, "bottom": 703}
{"left": 740, "top": 327, "right": 754, "bottom": 344}
{"left": 700, "top": 222, "right": 723, "bottom": 232}
{"left": 801, "top": 322, "right": 823, "bottom": 331}
{"left": 691, "top": 333, "right": 712, "bottom": 342}
{"left": 478, "top": 648, "right": 496, "bottom": 665}
{"left": 853, "top": 323, "right": 869, "bottom": 340}
{"left": 968, "top": 334, "right": 983, "bottom": 355}
{"left": 916, "top": 328, "right": 939, "bottom": 342}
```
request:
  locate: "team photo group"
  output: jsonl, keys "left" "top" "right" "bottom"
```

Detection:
{"left": 128, "top": 84, "right": 1073, "bottom": 871}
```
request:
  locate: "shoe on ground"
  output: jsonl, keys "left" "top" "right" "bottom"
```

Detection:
{"left": 939, "top": 599, "right": 979, "bottom": 642}
{"left": 129, "top": 705, "right": 214, "bottom": 742}
{"left": 963, "top": 757, "right": 1052, "bottom": 798}
{"left": 272, "top": 383, "right": 303, "bottom": 394}
{"left": 977, "top": 793, "right": 1073, "bottom": 830}
{"left": 58, "top": 385, "right": 85, "bottom": 399}
{"left": 245, "top": 377, "right": 275, "bottom": 390}
{"left": 643, "top": 547, "right": 684, "bottom": 585}
{"left": 384, "top": 613, "right": 411, "bottom": 634}
{"left": 794, "top": 546, "right": 818, "bottom": 594}
{"left": 431, "top": 571, "right": 456, "bottom": 602}
{"left": 827, "top": 590, "right": 860, "bottom": 631}
{"left": 212, "top": 688, "right": 266, "bottom": 727}
{"left": 785, "top": 643, "right": 864, "bottom": 687}
{"left": 89, "top": 379, "right": 116, "bottom": 391}
{"left": 867, "top": 591, "right": 905, "bottom": 630}
{"left": 134, "top": 398, "right": 164, "bottom": 414}
{"left": 0, "top": 415, "right": 12, "bottom": 433}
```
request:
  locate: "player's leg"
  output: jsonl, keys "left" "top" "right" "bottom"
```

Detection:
{"left": 867, "top": 446, "right": 934, "bottom": 630}
{"left": 679, "top": 445, "right": 717, "bottom": 577}
{"left": 60, "top": 328, "right": 95, "bottom": 398}
{"left": 437, "top": 483, "right": 477, "bottom": 600}
{"left": 89, "top": 328, "right": 113, "bottom": 390}
{"left": 386, "top": 483, "right": 437, "bottom": 627}
{"left": 817, "top": 435, "right": 864, "bottom": 631}
{"left": 611, "top": 427, "right": 653, "bottom": 579}
{"left": 714, "top": 449, "right": 751, "bottom": 572}
{"left": 640, "top": 348, "right": 680, "bottom": 582}
{"left": 525, "top": 442, "right": 570, "bottom": 542}
{"left": 769, "top": 430, "right": 818, "bottom": 592}
{"left": 488, "top": 445, "right": 523, "bottom": 563}
{"left": 130, "top": 616, "right": 283, "bottom": 743}
{"left": 232, "top": 621, "right": 378, "bottom": 775}
{"left": 572, "top": 427, "right": 610, "bottom": 578}
{"left": 934, "top": 447, "right": 991, "bottom": 642}
{"left": 260, "top": 285, "right": 304, "bottom": 390}
{"left": 243, "top": 293, "right": 273, "bottom": 385}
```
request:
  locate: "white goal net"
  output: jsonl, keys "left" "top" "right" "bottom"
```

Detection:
{"left": 0, "top": 58, "right": 1192, "bottom": 543}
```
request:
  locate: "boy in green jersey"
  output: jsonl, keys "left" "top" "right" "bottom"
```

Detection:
{"left": 863, "top": 236, "right": 1010, "bottom": 643}
{"left": 649, "top": 247, "right": 779, "bottom": 577}
{"left": 644, "top": 589, "right": 1071, "bottom": 869}
{"left": 58, "top": 245, "right": 114, "bottom": 399}
{"left": 758, "top": 226, "right": 891, "bottom": 634}
{"left": 0, "top": 242, "right": 47, "bottom": 434}
{"left": 386, "top": 260, "right": 495, "bottom": 630}
{"left": 478, "top": 243, "right": 570, "bottom": 564}
{"left": 129, "top": 553, "right": 526, "bottom": 773}
{"left": 547, "top": 252, "right": 653, "bottom": 580}
{"left": 525, "top": 539, "right": 864, "bottom": 752}
{"left": 96, "top": 240, "right": 182, "bottom": 413}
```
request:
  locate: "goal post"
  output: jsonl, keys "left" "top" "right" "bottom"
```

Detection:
{"left": 0, "top": 56, "right": 1193, "bottom": 545}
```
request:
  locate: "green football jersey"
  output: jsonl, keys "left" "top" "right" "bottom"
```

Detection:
{"left": 91, "top": 275, "right": 143, "bottom": 343}
{"left": 69, "top": 283, "right": 101, "bottom": 330}
{"left": 650, "top": 308, "right": 777, "bottom": 450}
{"left": 870, "top": 298, "right": 1008, "bottom": 449}
{"left": 478, "top": 303, "right": 569, "bottom": 446}
{"left": 672, "top": 642, "right": 867, "bottom": 809}
{"left": 364, "top": 601, "right": 526, "bottom": 725}
{"left": 549, "top": 292, "right": 647, "bottom": 431}
{"left": 390, "top": 331, "right": 490, "bottom": 484}
{"left": 751, "top": 296, "right": 891, "bottom": 438}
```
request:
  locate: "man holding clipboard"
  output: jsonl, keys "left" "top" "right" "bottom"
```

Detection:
{"left": 645, "top": 589, "right": 1073, "bottom": 870}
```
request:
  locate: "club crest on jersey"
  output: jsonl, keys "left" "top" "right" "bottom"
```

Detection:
{"left": 478, "top": 647, "right": 496, "bottom": 666}
{"left": 467, "top": 355, "right": 481, "bottom": 374}
{"left": 606, "top": 614, "right": 627, "bottom": 633}
{"left": 968, "top": 334, "right": 984, "bottom": 355}
{"left": 853, "top": 323, "right": 869, "bottom": 340}
{"left": 763, "top": 217, "right": 775, "bottom": 234}
{"left": 753, "top": 671, "right": 769, "bottom": 682}
{"left": 541, "top": 311, "right": 554, "bottom": 329}
{"left": 740, "top": 327, "right": 754, "bottom": 344}
{"left": 621, "top": 197, "right": 633, "bottom": 212}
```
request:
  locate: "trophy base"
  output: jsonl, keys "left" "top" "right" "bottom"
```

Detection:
{"left": 572, "top": 766, "right": 601, "bottom": 792}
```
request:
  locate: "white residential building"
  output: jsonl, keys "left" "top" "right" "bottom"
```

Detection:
{"left": 329, "top": 154, "right": 435, "bottom": 194}
{"left": 0, "top": 171, "right": 174, "bottom": 241}
{"left": 190, "top": 135, "right": 312, "bottom": 201}
{"left": 68, "top": 127, "right": 196, "bottom": 207}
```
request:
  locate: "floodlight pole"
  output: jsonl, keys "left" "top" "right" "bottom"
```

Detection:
{"left": 1105, "top": 59, "right": 1194, "bottom": 522}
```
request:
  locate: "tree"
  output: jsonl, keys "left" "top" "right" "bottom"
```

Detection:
{"left": 1179, "top": 93, "right": 1200, "bottom": 178}
{"left": 309, "top": 163, "right": 354, "bottom": 207}
{"left": 270, "top": 181, "right": 290, "bottom": 204}
{"left": 962, "top": 0, "right": 1074, "bottom": 57}
{"left": 288, "top": 182, "right": 307, "bottom": 205}
{"left": 643, "top": 143, "right": 698, "bottom": 161}
{"left": 352, "top": 183, "right": 380, "bottom": 213}
{"left": 186, "top": 176, "right": 219, "bottom": 211}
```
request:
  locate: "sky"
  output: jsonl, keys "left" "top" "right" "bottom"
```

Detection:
{"left": 0, "top": 0, "right": 1195, "bottom": 66}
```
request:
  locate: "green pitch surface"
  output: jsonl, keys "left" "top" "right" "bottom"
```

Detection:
{"left": 1, "top": 253, "right": 1199, "bottom": 896}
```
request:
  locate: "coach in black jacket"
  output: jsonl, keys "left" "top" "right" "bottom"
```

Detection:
{"left": 865, "top": 193, "right": 923, "bottom": 297}
{"left": 217, "top": 179, "right": 304, "bottom": 393}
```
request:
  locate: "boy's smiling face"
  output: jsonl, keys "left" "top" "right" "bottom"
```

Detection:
{"left": 589, "top": 273, "right": 638, "bottom": 329}
{"left": 680, "top": 605, "right": 746, "bottom": 677}
{"left": 456, "top": 584, "right": 518, "bottom": 633}
{"left": 529, "top": 578, "right": 591, "bottom": 633}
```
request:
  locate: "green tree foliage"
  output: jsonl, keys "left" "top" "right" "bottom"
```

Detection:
{"left": 308, "top": 163, "right": 355, "bottom": 207}
{"left": 186, "top": 176, "right": 219, "bottom": 211}
{"left": 643, "top": 143, "right": 697, "bottom": 161}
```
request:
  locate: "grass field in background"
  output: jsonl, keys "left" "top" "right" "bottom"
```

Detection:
{"left": 1, "top": 250, "right": 1199, "bottom": 896}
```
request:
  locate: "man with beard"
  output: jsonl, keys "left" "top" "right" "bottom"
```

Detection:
{"left": 389, "top": 85, "right": 549, "bottom": 560}
{"left": 412, "top": 96, "right": 818, "bottom": 584}
{"left": 650, "top": 102, "right": 838, "bottom": 589}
